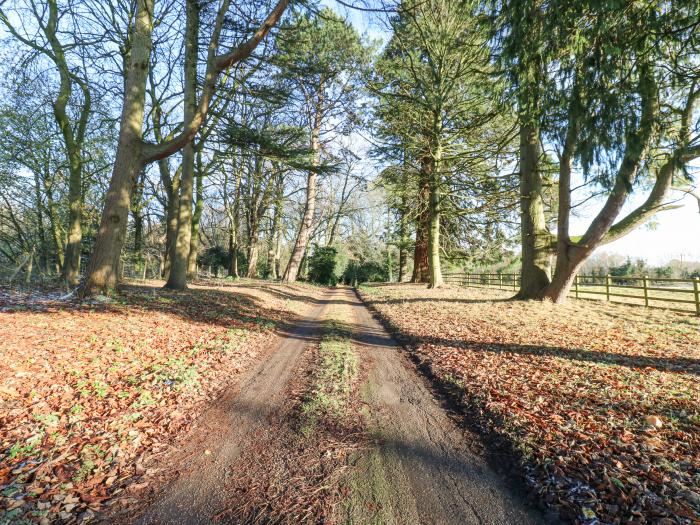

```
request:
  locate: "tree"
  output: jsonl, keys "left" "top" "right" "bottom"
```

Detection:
{"left": 276, "top": 8, "right": 366, "bottom": 282}
{"left": 81, "top": 0, "right": 289, "bottom": 296}
{"left": 371, "top": 0, "right": 513, "bottom": 288}
{"left": 497, "top": 0, "right": 700, "bottom": 302}
{"left": 1, "top": 0, "right": 94, "bottom": 284}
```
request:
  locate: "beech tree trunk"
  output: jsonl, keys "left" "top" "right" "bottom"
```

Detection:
{"left": 43, "top": 171, "right": 65, "bottom": 272}
{"left": 131, "top": 170, "right": 145, "bottom": 255}
{"left": 161, "top": 163, "right": 181, "bottom": 279}
{"left": 164, "top": 146, "right": 196, "bottom": 289}
{"left": 79, "top": 0, "right": 153, "bottom": 296}
{"left": 228, "top": 224, "right": 238, "bottom": 278}
{"left": 187, "top": 160, "right": 204, "bottom": 279}
{"left": 267, "top": 177, "right": 282, "bottom": 279}
{"left": 165, "top": 0, "right": 199, "bottom": 290}
{"left": 62, "top": 164, "right": 83, "bottom": 285}
{"left": 32, "top": 172, "right": 49, "bottom": 273}
{"left": 81, "top": 154, "right": 146, "bottom": 295}
{"left": 246, "top": 220, "right": 260, "bottom": 278}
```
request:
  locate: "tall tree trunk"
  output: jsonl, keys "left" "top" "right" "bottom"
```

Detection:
{"left": 267, "top": 235, "right": 277, "bottom": 280}
{"left": 165, "top": 0, "right": 199, "bottom": 290}
{"left": 284, "top": 168, "right": 317, "bottom": 281}
{"left": 187, "top": 157, "right": 204, "bottom": 278}
{"left": 411, "top": 175, "right": 430, "bottom": 283}
{"left": 131, "top": 170, "right": 145, "bottom": 255}
{"left": 246, "top": 203, "right": 260, "bottom": 278}
{"left": 133, "top": 212, "right": 143, "bottom": 255}
{"left": 426, "top": 152, "right": 443, "bottom": 288}
{"left": 326, "top": 168, "right": 349, "bottom": 247}
{"left": 228, "top": 166, "right": 242, "bottom": 278}
{"left": 517, "top": 123, "right": 551, "bottom": 298}
{"left": 274, "top": 234, "right": 281, "bottom": 281}
{"left": 44, "top": 174, "right": 65, "bottom": 273}
{"left": 228, "top": 223, "right": 238, "bottom": 277}
{"left": 540, "top": 109, "right": 582, "bottom": 303}
{"left": 161, "top": 164, "right": 181, "bottom": 279}
{"left": 267, "top": 177, "right": 282, "bottom": 279}
{"left": 247, "top": 234, "right": 259, "bottom": 278}
{"left": 299, "top": 246, "right": 309, "bottom": 280}
{"left": 33, "top": 171, "right": 49, "bottom": 273}
{"left": 79, "top": 0, "right": 153, "bottom": 296}
{"left": 397, "top": 192, "right": 408, "bottom": 283}
{"left": 62, "top": 163, "right": 83, "bottom": 285}
{"left": 284, "top": 91, "right": 322, "bottom": 282}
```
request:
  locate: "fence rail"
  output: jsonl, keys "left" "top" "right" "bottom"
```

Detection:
{"left": 443, "top": 272, "right": 700, "bottom": 316}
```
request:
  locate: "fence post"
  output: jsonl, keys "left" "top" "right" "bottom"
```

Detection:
{"left": 694, "top": 277, "right": 700, "bottom": 316}
{"left": 498, "top": 273, "right": 502, "bottom": 290}
{"left": 605, "top": 274, "right": 611, "bottom": 302}
{"left": 512, "top": 273, "right": 516, "bottom": 292}
{"left": 643, "top": 275, "right": 649, "bottom": 307}
{"left": 575, "top": 274, "right": 579, "bottom": 299}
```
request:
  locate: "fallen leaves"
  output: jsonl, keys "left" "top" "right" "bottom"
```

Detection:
{"left": 359, "top": 283, "right": 700, "bottom": 524}
{"left": 645, "top": 415, "right": 664, "bottom": 429}
{"left": 0, "top": 280, "right": 312, "bottom": 523}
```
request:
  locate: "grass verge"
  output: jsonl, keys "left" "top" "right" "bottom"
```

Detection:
{"left": 300, "top": 319, "right": 358, "bottom": 437}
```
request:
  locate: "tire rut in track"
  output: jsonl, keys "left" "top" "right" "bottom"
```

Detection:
{"left": 344, "top": 288, "right": 544, "bottom": 525}
{"left": 131, "top": 294, "right": 331, "bottom": 525}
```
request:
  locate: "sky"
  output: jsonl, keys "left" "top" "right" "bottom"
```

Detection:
{"left": 571, "top": 190, "right": 700, "bottom": 265}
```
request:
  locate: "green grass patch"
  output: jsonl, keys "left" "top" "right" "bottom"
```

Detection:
{"left": 300, "top": 320, "right": 358, "bottom": 437}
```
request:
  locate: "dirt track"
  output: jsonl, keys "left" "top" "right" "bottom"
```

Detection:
{"left": 345, "top": 287, "right": 542, "bottom": 524}
{"left": 128, "top": 286, "right": 543, "bottom": 524}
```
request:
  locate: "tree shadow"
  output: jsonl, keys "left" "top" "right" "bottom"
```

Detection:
{"left": 0, "top": 281, "right": 309, "bottom": 338}
{"left": 359, "top": 286, "right": 700, "bottom": 375}
{"left": 131, "top": 394, "right": 545, "bottom": 525}
{"left": 366, "top": 296, "right": 513, "bottom": 306}
{"left": 232, "top": 282, "right": 360, "bottom": 307}
{"left": 359, "top": 283, "right": 515, "bottom": 305}
{"left": 403, "top": 335, "right": 700, "bottom": 376}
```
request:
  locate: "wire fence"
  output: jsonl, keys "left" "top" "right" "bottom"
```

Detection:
{"left": 119, "top": 260, "right": 225, "bottom": 282}
{"left": 443, "top": 272, "right": 700, "bottom": 316}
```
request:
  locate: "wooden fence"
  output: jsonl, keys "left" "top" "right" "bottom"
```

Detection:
{"left": 443, "top": 272, "right": 700, "bottom": 315}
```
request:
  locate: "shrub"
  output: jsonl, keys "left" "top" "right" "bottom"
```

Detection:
{"left": 308, "top": 246, "right": 340, "bottom": 285}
